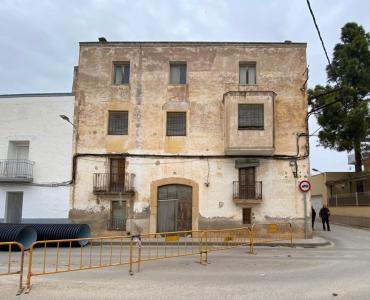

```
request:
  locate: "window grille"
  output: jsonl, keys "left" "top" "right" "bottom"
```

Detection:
{"left": 238, "top": 104, "right": 264, "bottom": 129}
{"left": 108, "top": 111, "right": 128, "bottom": 135}
{"left": 167, "top": 112, "right": 186, "bottom": 136}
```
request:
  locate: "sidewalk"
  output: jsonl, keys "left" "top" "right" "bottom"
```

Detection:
{"left": 89, "top": 236, "right": 331, "bottom": 248}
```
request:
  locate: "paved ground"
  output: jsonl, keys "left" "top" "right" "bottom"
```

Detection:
{"left": 1, "top": 224, "right": 370, "bottom": 299}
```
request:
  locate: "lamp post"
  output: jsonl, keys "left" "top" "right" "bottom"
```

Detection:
{"left": 59, "top": 114, "right": 78, "bottom": 209}
{"left": 59, "top": 115, "right": 76, "bottom": 129}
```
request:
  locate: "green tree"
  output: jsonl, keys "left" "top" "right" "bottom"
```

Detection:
{"left": 309, "top": 22, "right": 370, "bottom": 172}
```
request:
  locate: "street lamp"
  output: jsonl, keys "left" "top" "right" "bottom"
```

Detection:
{"left": 59, "top": 115, "right": 76, "bottom": 129}
{"left": 312, "top": 168, "right": 322, "bottom": 173}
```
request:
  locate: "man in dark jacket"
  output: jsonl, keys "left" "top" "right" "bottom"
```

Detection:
{"left": 312, "top": 207, "right": 316, "bottom": 230}
{"left": 319, "top": 205, "right": 331, "bottom": 231}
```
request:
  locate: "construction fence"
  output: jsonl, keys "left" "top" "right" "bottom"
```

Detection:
{"left": 0, "top": 222, "right": 294, "bottom": 294}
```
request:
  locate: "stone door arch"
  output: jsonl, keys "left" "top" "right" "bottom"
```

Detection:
{"left": 150, "top": 178, "right": 199, "bottom": 233}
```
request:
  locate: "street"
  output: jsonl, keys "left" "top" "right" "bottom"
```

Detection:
{"left": 1, "top": 224, "right": 370, "bottom": 299}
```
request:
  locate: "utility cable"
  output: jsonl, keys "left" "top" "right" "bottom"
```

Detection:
{"left": 305, "top": 0, "right": 333, "bottom": 70}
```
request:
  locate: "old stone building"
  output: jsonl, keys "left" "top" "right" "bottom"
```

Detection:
{"left": 70, "top": 41, "right": 311, "bottom": 236}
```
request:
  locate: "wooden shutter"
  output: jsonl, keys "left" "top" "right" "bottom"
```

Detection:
{"left": 239, "top": 167, "right": 256, "bottom": 199}
{"left": 110, "top": 159, "right": 125, "bottom": 192}
{"left": 242, "top": 208, "right": 251, "bottom": 224}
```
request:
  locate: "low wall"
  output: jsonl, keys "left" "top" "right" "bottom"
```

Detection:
{"left": 331, "top": 215, "right": 370, "bottom": 228}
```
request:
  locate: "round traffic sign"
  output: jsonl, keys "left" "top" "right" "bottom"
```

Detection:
{"left": 299, "top": 180, "right": 311, "bottom": 193}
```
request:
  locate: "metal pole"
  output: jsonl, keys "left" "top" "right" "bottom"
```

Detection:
{"left": 304, "top": 193, "right": 307, "bottom": 239}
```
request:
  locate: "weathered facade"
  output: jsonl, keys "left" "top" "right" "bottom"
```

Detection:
{"left": 70, "top": 41, "right": 310, "bottom": 237}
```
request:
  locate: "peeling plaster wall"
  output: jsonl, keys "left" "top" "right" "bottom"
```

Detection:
{"left": 71, "top": 42, "right": 310, "bottom": 236}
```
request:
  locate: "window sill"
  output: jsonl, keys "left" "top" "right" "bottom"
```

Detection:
{"left": 238, "top": 127, "right": 264, "bottom": 131}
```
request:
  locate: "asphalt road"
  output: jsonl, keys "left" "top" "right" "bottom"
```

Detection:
{"left": 1, "top": 224, "right": 370, "bottom": 299}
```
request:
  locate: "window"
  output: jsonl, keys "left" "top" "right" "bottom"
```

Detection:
{"left": 166, "top": 112, "right": 186, "bottom": 136}
{"left": 170, "top": 63, "right": 187, "bottom": 84}
{"left": 239, "top": 63, "right": 256, "bottom": 85}
{"left": 109, "top": 201, "right": 126, "bottom": 230}
{"left": 108, "top": 111, "right": 128, "bottom": 135}
{"left": 113, "top": 63, "right": 130, "bottom": 84}
{"left": 8, "top": 141, "right": 29, "bottom": 159}
{"left": 242, "top": 208, "right": 252, "bottom": 225}
{"left": 238, "top": 104, "right": 264, "bottom": 129}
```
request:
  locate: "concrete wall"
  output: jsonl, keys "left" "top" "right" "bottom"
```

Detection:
{"left": 0, "top": 94, "right": 74, "bottom": 222}
{"left": 71, "top": 42, "right": 310, "bottom": 236}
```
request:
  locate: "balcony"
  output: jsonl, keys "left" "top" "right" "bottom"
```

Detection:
{"left": 328, "top": 192, "right": 370, "bottom": 206}
{"left": 224, "top": 91, "right": 275, "bottom": 155}
{"left": 0, "top": 159, "right": 34, "bottom": 182}
{"left": 93, "top": 173, "right": 135, "bottom": 194}
{"left": 233, "top": 181, "right": 262, "bottom": 204}
{"left": 107, "top": 218, "right": 127, "bottom": 231}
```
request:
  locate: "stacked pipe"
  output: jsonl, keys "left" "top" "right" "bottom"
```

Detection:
{"left": 0, "top": 224, "right": 37, "bottom": 250}
{"left": 28, "top": 224, "right": 91, "bottom": 246}
{"left": 0, "top": 223, "right": 91, "bottom": 249}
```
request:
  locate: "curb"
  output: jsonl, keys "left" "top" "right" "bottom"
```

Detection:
{"left": 253, "top": 241, "right": 331, "bottom": 248}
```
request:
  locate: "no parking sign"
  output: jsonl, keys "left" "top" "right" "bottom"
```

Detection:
{"left": 299, "top": 180, "right": 311, "bottom": 239}
{"left": 299, "top": 180, "right": 311, "bottom": 193}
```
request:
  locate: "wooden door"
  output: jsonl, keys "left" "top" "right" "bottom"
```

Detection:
{"left": 239, "top": 167, "right": 255, "bottom": 199}
{"left": 110, "top": 158, "right": 125, "bottom": 192}
{"left": 242, "top": 208, "right": 252, "bottom": 224}
{"left": 157, "top": 185, "right": 192, "bottom": 232}
{"left": 5, "top": 192, "right": 23, "bottom": 223}
{"left": 176, "top": 185, "right": 192, "bottom": 231}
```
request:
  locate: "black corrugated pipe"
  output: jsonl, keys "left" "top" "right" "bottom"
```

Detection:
{"left": 26, "top": 224, "right": 91, "bottom": 246}
{"left": 0, "top": 224, "right": 37, "bottom": 250}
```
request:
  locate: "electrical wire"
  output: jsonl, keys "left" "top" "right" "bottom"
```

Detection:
{"left": 309, "top": 126, "right": 322, "bottom": 136}
{"left": 305, "top": 0, "right": 333, "bottom": 70}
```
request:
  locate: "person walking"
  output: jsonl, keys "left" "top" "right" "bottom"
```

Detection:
{"left": 312, "top": 207, "right": 316, "bottom": 230}
{"left": 319, "top": 205, "right": 331, "bottom": 231}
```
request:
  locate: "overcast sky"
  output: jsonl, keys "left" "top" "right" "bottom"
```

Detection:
{"left": 1, "top": 0, "right": 369, "bottom": 173}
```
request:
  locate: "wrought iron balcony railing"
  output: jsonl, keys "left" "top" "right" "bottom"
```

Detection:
{"left": 233, "top": 181, "right": 262, "bottom": 202}
{"left": 0, "top": 159, "right": 34, "bottom": 182}
{"left": 93, "top": 173, "right": 135, "bottom": 194}
{"left": 107, "top": 218, "right": 127, "bottom": 231}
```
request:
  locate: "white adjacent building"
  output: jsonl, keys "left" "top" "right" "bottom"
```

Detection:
{"left": 0, "top": 93, "right": 74, "bottom": 223}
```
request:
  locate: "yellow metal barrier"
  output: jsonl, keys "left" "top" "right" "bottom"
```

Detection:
{"left": 0, "top": 241, "right": 25, "bottom": 294}
{"left": 25, "top": 235, "right": 132, "bottom": 291}
{"left": 249, "top": 222, "right": 293, "bottom": 253}
{"left": 133, "top": 230, "right": 203, "bottom": 271}
{"left": 199, "top": 227, "right": 251, "bottom": 264}
{"left": 23, "top": 223, "right": 294, "bottom": 292}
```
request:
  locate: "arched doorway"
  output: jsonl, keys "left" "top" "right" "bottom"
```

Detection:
{"left": 157, "top": 184, "right": 192, "bottom": 232}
